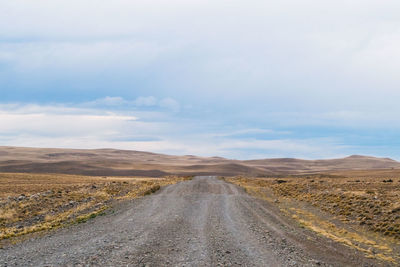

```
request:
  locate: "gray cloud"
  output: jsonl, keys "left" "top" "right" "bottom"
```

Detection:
{"left": 1, "top": 1, "right": 400, "bottom": 110}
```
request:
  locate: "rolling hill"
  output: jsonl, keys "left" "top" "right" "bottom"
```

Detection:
{"left": 0, "top": 146, "right": 399, "bottom": 177}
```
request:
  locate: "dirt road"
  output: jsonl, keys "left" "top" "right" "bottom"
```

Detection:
{"left": 0, "top": 177, "right": 379, "bottom": 266}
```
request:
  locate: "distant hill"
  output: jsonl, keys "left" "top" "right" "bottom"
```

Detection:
{"left": 0, "top": 146, "right": 399, "bottom": 177}
{"left": 243, "top": 155, "right": 400, "bottom": 175}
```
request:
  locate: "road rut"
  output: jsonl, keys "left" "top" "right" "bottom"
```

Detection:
{"left": 0, "top": 176, "right": 378, "bottom": 266}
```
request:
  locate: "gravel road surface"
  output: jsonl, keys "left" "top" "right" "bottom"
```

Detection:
{"left": 0, "top": 176, "right": 379, "bottom": 266}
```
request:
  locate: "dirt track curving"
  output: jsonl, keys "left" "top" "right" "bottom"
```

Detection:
{"left": 0, "top": 177, "right": 381, "bottom": 266}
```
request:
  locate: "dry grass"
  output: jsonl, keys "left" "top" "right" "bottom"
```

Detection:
{"left": 0, "top": 173, "right": 190, "bottom": 242}
{"left": 225, "top": 172, "right": 400, "bottom": 264}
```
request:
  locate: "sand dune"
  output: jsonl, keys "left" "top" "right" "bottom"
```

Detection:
{"left": 0, "top": 146, "right": 399, "bottom": 177}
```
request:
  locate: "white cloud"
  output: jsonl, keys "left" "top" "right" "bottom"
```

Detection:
{"left": 0, "top": 104, "right": 137, "bottom": 137}
{"left": 256, "top": 110, "right": 400, "bottom": 129}
{"left": 84, "top": 96, "right": 127, "bottom": 107}
{"left": 0, "top": 102, "right": 350, "bottom": 159}
{"left": 159, "top": 98, "right": 180, "bottom": 112}
{"left": 211, "top": 128, "right": 290, "bottom": 138}
{"left": 134, "top": 96, "right": 157, "bottom": 107}
{"left": 0, "top": 40, "right": 169, "bottom": 74}
{"left": 83, "top": 96, "right": 181, "bottom": 112}
{"left": 1, "top": 1, "right": 400, "bottom": 159}
{"left": 1, "top": 0, "right": 400, "bottom": 111}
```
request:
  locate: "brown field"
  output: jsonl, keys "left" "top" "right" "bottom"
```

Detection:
{"left": 225, "top": 170, "right": 400, "bottom": 264}
{"left": 0, "top": 173, "right": 190, "bottom": 243}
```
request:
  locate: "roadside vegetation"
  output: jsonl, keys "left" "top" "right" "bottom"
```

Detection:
{"left": 0, "top": 173, "right": 190, "bottom": 243}
{"left": 224, "top": 171, "right": 400, "bottom": 264}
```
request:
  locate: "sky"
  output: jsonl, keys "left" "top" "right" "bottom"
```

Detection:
{"left": 1, "top": 0, "right": 400, "bottom": 160}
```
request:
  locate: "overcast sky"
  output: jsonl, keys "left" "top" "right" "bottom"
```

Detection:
{"left": 1, "top": 0, "right": 400, "bottom": 159}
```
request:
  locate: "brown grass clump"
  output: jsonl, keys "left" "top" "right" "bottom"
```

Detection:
{"left": 0, "top": 173, "right": 190, "bottom": 242}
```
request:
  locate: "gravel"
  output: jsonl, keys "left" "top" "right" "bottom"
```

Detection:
{"left": 0, "top": 176, "right": 380, "bottom": 266}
